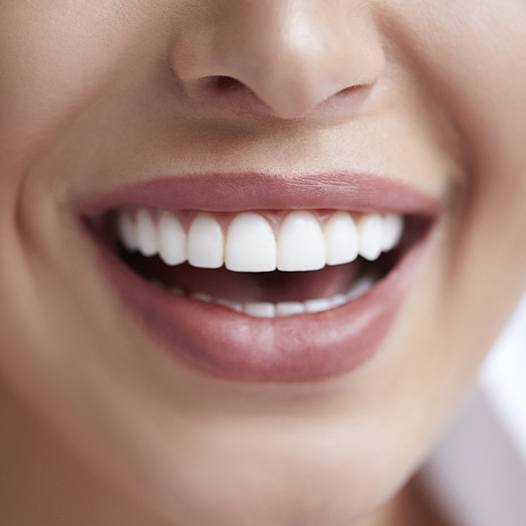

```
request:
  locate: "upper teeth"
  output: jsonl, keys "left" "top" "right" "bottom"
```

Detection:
{"left": 117, "top": 209, "right": 404, "bottom": 272}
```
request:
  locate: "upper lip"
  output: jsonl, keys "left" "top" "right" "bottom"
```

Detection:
{"left": 77, "top": 171, "right": 441, "bottom": 217}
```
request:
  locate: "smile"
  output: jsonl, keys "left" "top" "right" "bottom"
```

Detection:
{"left": 81, "top": 172, "right": 439, "bottom": 382}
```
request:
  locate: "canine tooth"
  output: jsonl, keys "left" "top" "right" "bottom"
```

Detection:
{"left": 136, "top": 208, "right": 158, "bottom": 257}
{"left": 324, "top": 212, "right": 359, "bottom": 265}
{"left": 191, "top": 292, "right": 213, "bottom": 303}
{"left": 187, "top": 213, "right": 224, "bottom": 268}
{"left": 225, "top": 212, "right": 277, "bottom": 272}
{"left": 276, "top": 302, "right": 306, "bottom": 316}
{"left": 304, "top": 298, "right": 333, "bottom": 313}
{"left": 382, "top": 214, "right": 404, "bottom": 251}
{"left": 357, "top": 213, "right": 383, "bottom": 261}
{"left": 216, "top": 298, "right": 243, "bottom": 312}
{"left": 158, "top": 212, "right": 187, "bottom": 265}
{"left": 244, "top": 302, "right": 276, "bottom": 318}
{"left": 117, "top": 211, "right": 138, "bottom": 251}
{"left": 277, "top": 211, "right": 326, "bottom": 271}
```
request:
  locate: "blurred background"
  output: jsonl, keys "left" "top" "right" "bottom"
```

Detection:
{"left": 421, "top": 293, "right": 526, "bottom": 526}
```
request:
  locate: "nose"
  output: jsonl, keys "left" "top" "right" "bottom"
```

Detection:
{"left": 171, "top": 1, "right": 386, "bottom": 120}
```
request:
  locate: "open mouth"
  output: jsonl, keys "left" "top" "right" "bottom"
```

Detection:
{"left": 81, "top": 172, "right": 438, "bottom": 383}
{"left": 113, "top": 209, "right": 408, "bottom": 314}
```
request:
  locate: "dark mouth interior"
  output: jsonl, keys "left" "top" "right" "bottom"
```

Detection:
{"left": 92, "top": 213, "right": 430, "bottom": 304}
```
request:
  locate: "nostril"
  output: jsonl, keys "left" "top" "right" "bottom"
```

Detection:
{"left": 336, "top": 83, "right": 368, "bottom": 97}
{"left": 209, "top": 75, "right": 246, "bottom": 93}
{"left": 183, "top": 74, "right": 271, "bottom": 115}
{"left": 188, "top": 74, "right": 372, "bottom": 120}
{"left": 202, "top": 75, "right": 269, "bottom": 111}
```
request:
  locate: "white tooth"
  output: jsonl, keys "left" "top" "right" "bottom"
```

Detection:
{"left": 158, "top": 212, "right": 187, "bottom": 265}
{"left": 216, "top": 298, "right": 243, "bottom": 312}
{"left": 357, "top": 213, "right": 384, "bottom": 261}
{"left": 187, "top": 213, "right": 224, "bottom": 269}
{"left": 243, "top": 302, "right": 276, "bottom": 318}
{"left": 382, "top": 214, "right": 404, "bottom": 252}
{"left": 277, "top": 211, "right": 326, "bottom": 271}
{"left": 346, "top": 276, "right": 376, "bottom": 300}
{"left": 225, "top": 212, "right": 277, "bottom": 272}
{"left": 136, "top": 208, "right": 158, "bottom": 257}
{"left": 324, "top": 212, "right": 359, "bottom": 265}
{"left": 117, "top": 211, "right": 138, "bottom": 251}
{"left": 329, "top": 293, "right": 348, "bottom": 308}
{"left": 304, "top": 298, "right": 333, "bottom": 313}
{"left": 191, "top": 292, "right": 213, "bottom": 303}
{"left": 276, "top": 302, "right": 306, "bottom": 317}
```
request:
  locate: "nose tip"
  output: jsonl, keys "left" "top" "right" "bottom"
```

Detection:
{"left": 171, "top": 2, "right": 386, "bottom": 121}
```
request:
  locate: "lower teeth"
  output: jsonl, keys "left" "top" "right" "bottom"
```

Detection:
{"left": 150, "top": 275, "right": 378, "bottom": 318}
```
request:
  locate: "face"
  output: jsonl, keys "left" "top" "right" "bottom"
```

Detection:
{"left": 1, "top": 1, "right": 526, "bottom": 525}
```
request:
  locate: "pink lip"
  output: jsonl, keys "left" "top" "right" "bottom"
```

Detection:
{"left": 79, "top": 171, "right": 440, "bottom": 216}
{"left": 80, "top": 172, "right": 439, "bottom": 383}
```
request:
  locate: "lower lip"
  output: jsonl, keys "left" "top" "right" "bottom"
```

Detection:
{"left": 93, "top": 234, "right": 428, "bottom": 383}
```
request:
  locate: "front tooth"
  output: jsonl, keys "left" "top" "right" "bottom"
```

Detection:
{"left": 324, "top": 212, "right": 359, "bottom": 265}
{"left": 225, "top": 212, "right": 277, "bottom": 272}
{"left": 158, "top": 212, "right": 187, "bottom": 265}
{"left": 187, "top": 213, "right": 224, "bottom": 268}
{"left": 357, "top": 213, "right": 383, "bottom": 261}
{"left": 277, "top": 211, "right": 326, "bottom": 271}
{"left": 276, "top": 302, "right": 306, "bottom": 316}
{"left": 244, "top": 302, "right": 276, "bottom": 318}
{"left": 117, "top": 211, "right": 138, "bottom": 251}
{"left": 382, "top": 214, "right": 404, "bottom": 251}
{"left": 136, "top": 208, "right": 158, "bottom": 256}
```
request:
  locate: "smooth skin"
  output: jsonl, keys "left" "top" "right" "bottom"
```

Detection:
{"left": 1, "top": 1, "right": 525, "bottom": 525}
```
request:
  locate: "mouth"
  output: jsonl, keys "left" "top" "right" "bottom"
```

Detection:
{"left": 81, "top": 172, "right": 439, "bottom": 383}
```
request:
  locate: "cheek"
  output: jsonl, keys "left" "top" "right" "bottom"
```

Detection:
{"left": 390, "top": 1, "right": 526, "bottom": 154}
{"left": 0, "top": 2, "right": 143, "bottom": 169}
{"left": 392, "top": 0, "right": 526, "bottom": 300}
{"left": 439, "top": 10, "right": 526, "bottom": 295}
